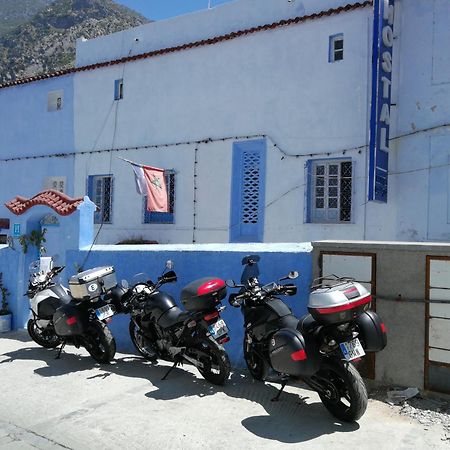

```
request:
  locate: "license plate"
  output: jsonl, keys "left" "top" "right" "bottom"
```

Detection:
{"left": 95, "top": 305, "right": 115, "bottom": 321}
{"left": 340, "top": 338, "right": 365, "bottom": 361}
{"left": 208, "top": 318, "right": 228, "bottom": 340}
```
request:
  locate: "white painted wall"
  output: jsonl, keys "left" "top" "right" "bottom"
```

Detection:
{"left": 393, "top": 0, "right": 450, "bottom": 241}
{"left": 73, "top": 0, "right": 374, "bottom": 244}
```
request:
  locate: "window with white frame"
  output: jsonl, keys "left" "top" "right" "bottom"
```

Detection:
{"left": 143, "top": 171, "right": 175, "bottom": 224}
{"left": 329, "top": 34, "right": 344, "bottom": 62}
{"left": 87, "top": 175, "right": 113, "bottom": 224}
{"left": 308, "top": 159, "right": 352, "bottom": 223}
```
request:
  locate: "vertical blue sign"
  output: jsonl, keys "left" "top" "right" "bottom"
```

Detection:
{"left": 13, "top": 223, "right": 21, "bottom": 238}
{"left": 368, "top": 0, "right": 395, "bottom": 202}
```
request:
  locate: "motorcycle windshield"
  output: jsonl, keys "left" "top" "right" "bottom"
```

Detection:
{"left": 241, "top": 263, "right": 260, "bottom": 284}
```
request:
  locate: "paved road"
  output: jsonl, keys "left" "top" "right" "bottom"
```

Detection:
{"left": 0, "top": 332, "right": 447, "bottom": 449}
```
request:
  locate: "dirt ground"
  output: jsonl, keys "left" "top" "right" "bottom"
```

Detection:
{"left": 0, "top": 331, "right": 449, "bottom": 449}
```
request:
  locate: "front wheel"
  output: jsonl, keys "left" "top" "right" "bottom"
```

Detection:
{"left": 27, "top": 319, "right": 62, "bottom": 348}
{"left": 243, "top": 334, "right": 269, "bottom": 381}
{"left": 129, "top": 320, "right": 158, "bottom": 362}
{"left": 190, "top": 339, "right": 230, "bottom": 385}
{"left": 84, "top": 321, "right": 116, "bottom": 364}
{"left": 315, "top": 360, "right": 368, "bottom": 422}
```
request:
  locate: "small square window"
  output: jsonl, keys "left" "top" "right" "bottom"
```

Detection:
{"left": 48, "top": 90, "right": 64, "bottom": 111}
{"left": 329, "top": 34, "right": 344, "bottom": 62}
{"left": 114, "top": 79, "right": 124, "bottom": 100}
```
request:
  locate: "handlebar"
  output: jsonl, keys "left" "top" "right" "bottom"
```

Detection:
{"left": 228, "top": 281, "right": 297, "bottom": 307}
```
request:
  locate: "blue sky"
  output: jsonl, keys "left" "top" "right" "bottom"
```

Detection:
{"left": 115, "top": 0, "right": 235, "bottom": 21}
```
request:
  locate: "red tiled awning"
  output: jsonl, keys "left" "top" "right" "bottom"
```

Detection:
{"left": 5, "top": 190, "right": 85, "bottom": 216}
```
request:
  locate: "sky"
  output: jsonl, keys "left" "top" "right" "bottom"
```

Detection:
{"left": 115, "top": 0, "right": 235, "bottom": 21}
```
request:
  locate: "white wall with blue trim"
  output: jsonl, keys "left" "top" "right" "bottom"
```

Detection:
{"left": 72, "top": 0, "right": 375, "bottom": 245}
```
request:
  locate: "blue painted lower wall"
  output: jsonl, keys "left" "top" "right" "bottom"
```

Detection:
{"left": 0, "top": 247, "right": 20, "bottom": 327}
{"left": 66, "top": 247, "right": 313, "bottom": 367}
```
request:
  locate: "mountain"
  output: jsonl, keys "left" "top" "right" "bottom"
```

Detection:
{"left": 0, "top": 0, "right": 149, "bottom": 84}
{"left": 0, "top": 0, "right": 53, "bottom": 37}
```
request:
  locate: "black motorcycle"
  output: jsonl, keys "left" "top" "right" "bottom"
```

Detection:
{"left": 121, "top": 263, "right": 231, "bottom": 385}
{"left": 26, "top": 262, "right": 118, "bottom": 363}
{"left": 227, "top": 255, "right": 387, "bottom": 422}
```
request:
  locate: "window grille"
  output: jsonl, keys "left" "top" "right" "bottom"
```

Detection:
{"left": 309, "top": 159, "right": 352, "bottom": 223}
{"left": 241, "top": 151, "right": 262, "bottom": 225}
{"left": 143, "top": 172, "right": 175, "bottom": 224}
{"left": 88, "top": 175, "right": 113, "bottom": 224}
{"left": 329, "top": 34, "right": 344, "bottom": 62}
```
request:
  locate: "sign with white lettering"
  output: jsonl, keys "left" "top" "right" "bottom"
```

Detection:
{"left": 368, "top": 0, "right": 395, "bottom": 202}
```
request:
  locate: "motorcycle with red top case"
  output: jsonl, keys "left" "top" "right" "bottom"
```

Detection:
{"left": 228, "top": 255, "right": 387, "bottom": 422}
{"left": 121, "top": 261, "right": 231, "bottom": 385}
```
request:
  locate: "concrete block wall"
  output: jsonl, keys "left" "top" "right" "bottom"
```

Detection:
{"left": 312, "top": 240, "right": 450, "bottom": 392}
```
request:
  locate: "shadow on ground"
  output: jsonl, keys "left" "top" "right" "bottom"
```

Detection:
{"left": 1, "top": 342, "right": 359, "bottom": 444}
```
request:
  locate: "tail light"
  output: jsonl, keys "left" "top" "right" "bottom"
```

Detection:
{"left": 290, "top": 349, "right": 307, "bottom": 361}
{"left": 380, "top": 323, "right": 387, "bottom": 333}
{"left": 66, "top": 316, "right": 77, "bottom": 326}
{"left": 218, "top": 336, "right": 230, "bottom": 344}
{"left": 204, "top": 311, "right": 219, "bottom": 322}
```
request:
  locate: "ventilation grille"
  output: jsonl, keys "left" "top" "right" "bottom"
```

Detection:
{"left": 242, "top": 152, "right": 261, "bottom": 224}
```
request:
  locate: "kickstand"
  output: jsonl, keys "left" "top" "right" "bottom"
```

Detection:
{"left": 161, "top": 361, "right": 179, "bottom": 381}
{"left": 271, "top": 378, "right": 288, "bottom": 402}
{"left": 55, "top": 341, "right": 66, "bottom": 360}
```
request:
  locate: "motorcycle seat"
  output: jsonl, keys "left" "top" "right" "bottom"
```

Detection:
{"left": 297, "top": 313, "right": 318, "bottom": 334}
{"left": 158, "top": 306, "right": 191, "bottom": 329}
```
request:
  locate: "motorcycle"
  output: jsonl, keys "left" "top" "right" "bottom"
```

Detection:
{"left": 121, "top": 261, "right": 231, "bottom": 385}
{"left": 26, "top": 260, "right": 120, "bottom": 363}
{"left": 227, "top": 255, "right": 387, "bottom": 422}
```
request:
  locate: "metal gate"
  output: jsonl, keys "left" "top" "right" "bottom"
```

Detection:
{"left": 320, "top": 251, "right": 377, "bottom": 379}
{"left": 425, "top": 256, "right": 450, "bottom": 394}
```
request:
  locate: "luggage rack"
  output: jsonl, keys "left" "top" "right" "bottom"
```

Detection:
{"left": 311, "top": 274, "right": 356, "bottom": 291}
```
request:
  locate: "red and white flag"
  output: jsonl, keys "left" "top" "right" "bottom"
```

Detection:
{"left": 124, "top": 159, "right": 168, "bottom": 212}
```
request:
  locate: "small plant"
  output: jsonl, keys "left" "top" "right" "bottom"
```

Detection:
{"left": 0, "top": 273, "right": 10, "bottom": 316}
{"left": 19, "top": 229, "right": 47, "bottom": 254}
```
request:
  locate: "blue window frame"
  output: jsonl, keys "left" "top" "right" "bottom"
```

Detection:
{"left": 114, "top": 79, "right": 124, "bottom": 100}
{"left": 143, "top": 171, "right": 175, "bottom": 224}
{"left": 329, "top": 33, "right": 344, "bottom": 62}
{"left": 87, "top": 174, "right": 113, "bottom": 224}
{"left": 306, "top": 159, "right": 352, "bottom": 223}
{"left": 230, "top": 139, "right": 266, "bottom": 242}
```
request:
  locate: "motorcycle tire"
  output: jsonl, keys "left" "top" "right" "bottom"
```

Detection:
{"left": 316, "top": 360, "right": 368, "bottom": 422}
{"left": 84, "top": 321, "right": 116, "bottom": 364}
{"left": 27, "top": 319, "right": 62, "bottom": 349}
{"left": 243, "top": 335, "right": 269, "bottom": 381}
{"left": 191, "top": 339, "right": 230, "bottom": 385}
{"left": 129, "top": 320, "right": 158, "bottom": 362}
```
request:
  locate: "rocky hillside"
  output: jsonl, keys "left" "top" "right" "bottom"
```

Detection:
{"left": 0, "top": 0, "right": 149, "bottom": 84}
{"left": 0, "top": 0, "right": 53, "bottom": 37}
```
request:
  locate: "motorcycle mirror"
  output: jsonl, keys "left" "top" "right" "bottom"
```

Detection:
{"left": 121, "top": 279, "right": 129, "bottom": 289}
{"left": 241, "top": 255, "right": 260, "bottom": 266}
{"left": 159, "top": 270, "right": 177, "bottom": 283}
{"left": 166, "top": 260, "right": 174, "bottom": 270}
{"left": 279, "top": 271, "right": 299, "bottom": 281}
{"left": 226, "top": 279, "right": 237, "bottom": 288}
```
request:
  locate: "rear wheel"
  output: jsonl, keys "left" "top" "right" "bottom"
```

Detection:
{"left": 84, "top": 321, "right": 116, "bottom": 364}
{"left": 244, "top": 334, "right": 269, "bottom": 381}
{"left": 129, "top": 320, "right": 158, "bottom": 362}
{"left": 315, "top": 360, "right": 368, "bottom": 422}
{"left": 27, "top": 319, "right": 62, "bottom": 348}
{"left": 190, "top": 339, "right": 230, "bottom": 385}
